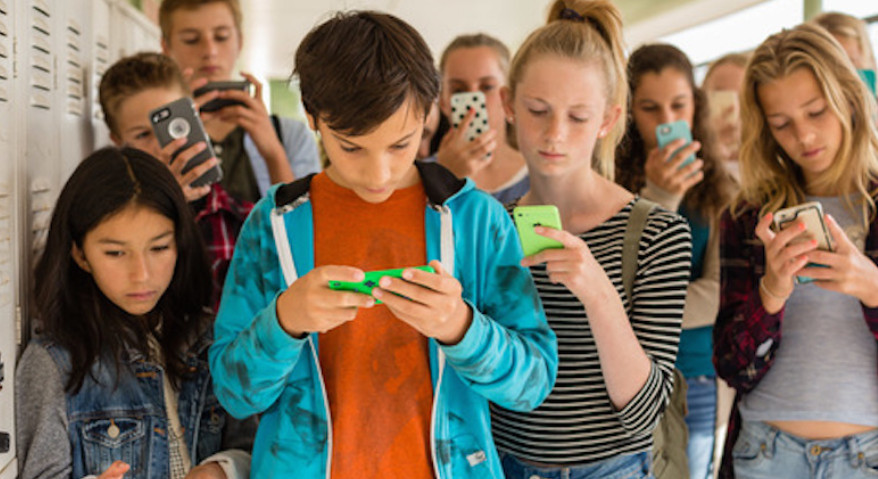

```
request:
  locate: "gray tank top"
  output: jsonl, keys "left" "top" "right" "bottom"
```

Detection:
{"left": 739, "top": 195, "right": 878, "bottom": 426}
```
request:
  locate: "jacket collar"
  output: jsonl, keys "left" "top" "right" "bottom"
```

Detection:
{"left": 273, "top": 161, "right": 468, "bottom": 208}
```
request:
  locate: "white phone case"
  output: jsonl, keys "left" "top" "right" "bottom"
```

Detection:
{"left": 450, "top": 91, "right": 489, "bottom": 142}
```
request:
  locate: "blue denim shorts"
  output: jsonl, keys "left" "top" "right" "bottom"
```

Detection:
{"left": 734, "top": 421, "right": 878, "bottom": 479}
{"left": 499, "top": 450, "right": 653, "bottom": 479}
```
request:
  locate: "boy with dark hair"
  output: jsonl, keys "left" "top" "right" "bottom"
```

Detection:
{"left": 99, "top": 52, "right": 252, "bottom": 307}
{"left": 209, "top": 10, "right": 558, "bottom": 479}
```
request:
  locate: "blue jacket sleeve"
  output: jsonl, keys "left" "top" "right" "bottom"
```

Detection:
{"left": 441, "top": 195, "right": 558, "bottom": 412}
{"left": 209, "top": 197, "right": 306, "bottom": 419}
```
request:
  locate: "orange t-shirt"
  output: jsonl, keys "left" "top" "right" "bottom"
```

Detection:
{"left": 311, "top": 172, "right": 434, "bottom": 478}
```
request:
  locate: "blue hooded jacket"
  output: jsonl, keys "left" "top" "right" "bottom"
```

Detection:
{"left": 209, "top": 162, "right": 558, "bottom": 478}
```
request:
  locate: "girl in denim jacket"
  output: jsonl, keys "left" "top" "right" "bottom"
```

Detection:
{"left": 16, "top": 148, "right": 251, "bottom": 479}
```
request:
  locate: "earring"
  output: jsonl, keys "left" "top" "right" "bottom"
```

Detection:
{"left": 506, "top": 115, "right": 515, "bottom": 124}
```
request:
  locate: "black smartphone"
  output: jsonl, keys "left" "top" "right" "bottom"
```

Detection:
{"left": 150, "top": 97, "right": 223, "bottom": 188}
{"left": 193, "top": 80, "right": 251, "bottom": 112}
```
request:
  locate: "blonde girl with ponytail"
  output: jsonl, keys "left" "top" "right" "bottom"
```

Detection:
{"left": 490, "top": 1, "right": 692, "bottom": 477}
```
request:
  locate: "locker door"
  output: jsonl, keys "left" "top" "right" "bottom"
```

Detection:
{"left": 0, "top": 0, "right": 17, "bottom": 476}
{"left": 91, "top": 0, "right": 111, "bottom": 150}
{"left": 22, "top": 0, "right": 59, "bottom": 332}
{"left": 58, "top": 0, "right": 93, "bottom": 176}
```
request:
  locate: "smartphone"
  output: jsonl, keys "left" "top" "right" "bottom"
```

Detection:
{"left": 193, "top": 80, "right": 251, "bottom": 112}
{"left": 656, "top": 120, "right": 695, "bottom": 168}
{"left": 328, "top": 265, "right": 436, "bottom": 304}
{"left": 708, "top": 90, "right": 739, "bottom": 124}
{"left": 773, "top": 201, "right": 834, "bottom": 284}
{"left": 513, "top": 205, "right": 564, "bottom": 257}
{"left": 450, "top": 91, "right": 489, "bottom": 142}
{"left": 150, "top": 97, "right": 223, "bottom": 188}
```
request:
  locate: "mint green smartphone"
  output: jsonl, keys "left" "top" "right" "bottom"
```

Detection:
{"left": 328, "top": 265, "right": 436, "bottom": 304}
{"left": 513, "top": 205, "right": 564, "bottom": 257}
{"left": 656, "top": 120, "right": 695, "bottom": 168}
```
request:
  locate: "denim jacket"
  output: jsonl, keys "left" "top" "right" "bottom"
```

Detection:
{"left": 210, "top": 162, "right": 558, "bottom": 478}
{"left": 18, "top": 332, "right": 232, "bottom": 479}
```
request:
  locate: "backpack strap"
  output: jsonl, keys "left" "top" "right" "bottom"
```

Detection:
{"left": 271, "top": 114, "right": 284, "bottom": 147}
{"left": 622, "top": 197, "right": 657, "bottom": 305}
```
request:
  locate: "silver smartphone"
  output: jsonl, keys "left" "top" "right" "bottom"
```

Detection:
{"left": 773, "top": 201, "right": 833, "bottom": 283}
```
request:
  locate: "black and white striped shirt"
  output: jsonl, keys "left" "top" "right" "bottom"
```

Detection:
{"left": 491, "top": 199, "right": 691, "bottom": 465}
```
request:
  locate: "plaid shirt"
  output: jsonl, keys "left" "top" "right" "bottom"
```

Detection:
{"left": 195, "top": 184, "right": 254, "bottom": 310}
{"left": 713, "top": 200, "right": 878, "bottom": 478}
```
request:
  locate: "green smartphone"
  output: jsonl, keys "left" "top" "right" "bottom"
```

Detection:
{"left": 513, "top": 205, "right": 564, "bottom": 257}
{"left": 328, "top": 265, "right": 436, "bottom": 304}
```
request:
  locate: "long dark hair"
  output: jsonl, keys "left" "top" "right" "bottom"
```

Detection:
{"left": 616, "top": 43, "right": 735, "bottom": 221}
{"left": 33, "top": 147, "right": 212, "bottom": 392}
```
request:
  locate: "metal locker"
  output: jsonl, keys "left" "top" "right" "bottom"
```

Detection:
{"left": 90, "top": 0, "right": 111, "bottom": 150}
{"left": 0, "top": 0, "right": 18, "bottom": 475}
{"left": 111, "top": 0, "right": 160, "bottom": 60}
{"left": 13, "top": 0, "right": 61, "bottom": 364}
{"left": 58, "top": 0, "right": 94, "bottom": 177}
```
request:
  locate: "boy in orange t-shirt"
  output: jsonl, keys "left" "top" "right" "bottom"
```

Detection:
{"left": 210, "top": 11, "right": 558, "bottom": 479}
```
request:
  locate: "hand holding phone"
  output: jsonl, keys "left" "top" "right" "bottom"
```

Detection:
{"left": 773, "top": 201, "right": 834, "bottom": 283}
{"left": 328, "top": 265, "right": 436, "bottom": 304}
{"left": 708, "top": 90, "right": 739, "bottom": 125}
{"left": 193, "top": 80, "right": 252, "bottom": 112}
{"left": 513, "top": 205, "right": 564, "bottom": 257}
{"left": 656, "top": 120, "right": 696, "bottom": 168}
{"left": 150, "top": 97, "right": 223, "bottom": 188}
{"left": 450, "top": 91, "right": 489, "bottom": 142}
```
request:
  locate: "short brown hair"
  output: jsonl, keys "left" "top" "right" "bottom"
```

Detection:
{"left": 159, "top": 0, "right": 243, "bottom": 41}
{"left": 294, "top": 11, "right": 439, "bottom": 136}
{"left": 98, "top": 52, "right": 188, "bottom": 136}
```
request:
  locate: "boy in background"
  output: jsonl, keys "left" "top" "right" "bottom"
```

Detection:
{"left": 159, "top": 0, "right": 321, "bottom": 204}
{"left": 99, "top": 52, "right": 252, "bottom": 307}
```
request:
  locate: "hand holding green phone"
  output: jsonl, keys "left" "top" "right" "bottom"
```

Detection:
{"left": 328, "top": 265, "right": 436, "bottom": 304}
{"left": 513, "top": 205, "right": 564, "bottom": 257}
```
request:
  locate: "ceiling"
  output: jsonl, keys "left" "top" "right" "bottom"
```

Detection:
{"left": 236, "top": 0, "right": 764, "bottom": 79}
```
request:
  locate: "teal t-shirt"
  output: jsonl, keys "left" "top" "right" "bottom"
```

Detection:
{"left": 675, "top": 204, "right": 715, "bottom": 378}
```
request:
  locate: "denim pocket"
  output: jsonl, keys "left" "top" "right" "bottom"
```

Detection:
{"left": 732, "top": 430, "right": 767, "bottom": 472}
{"left": 579, "top": 452, "right": 652, "bottom": 479}
{"left": 81, "top": 416, "right": 148, "bottom": 478}
{"left": 859, "top": 432, "right": 878, "bottom": 475}
{"left": 193, "top": 398, "right": 226, "bottom": 461}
